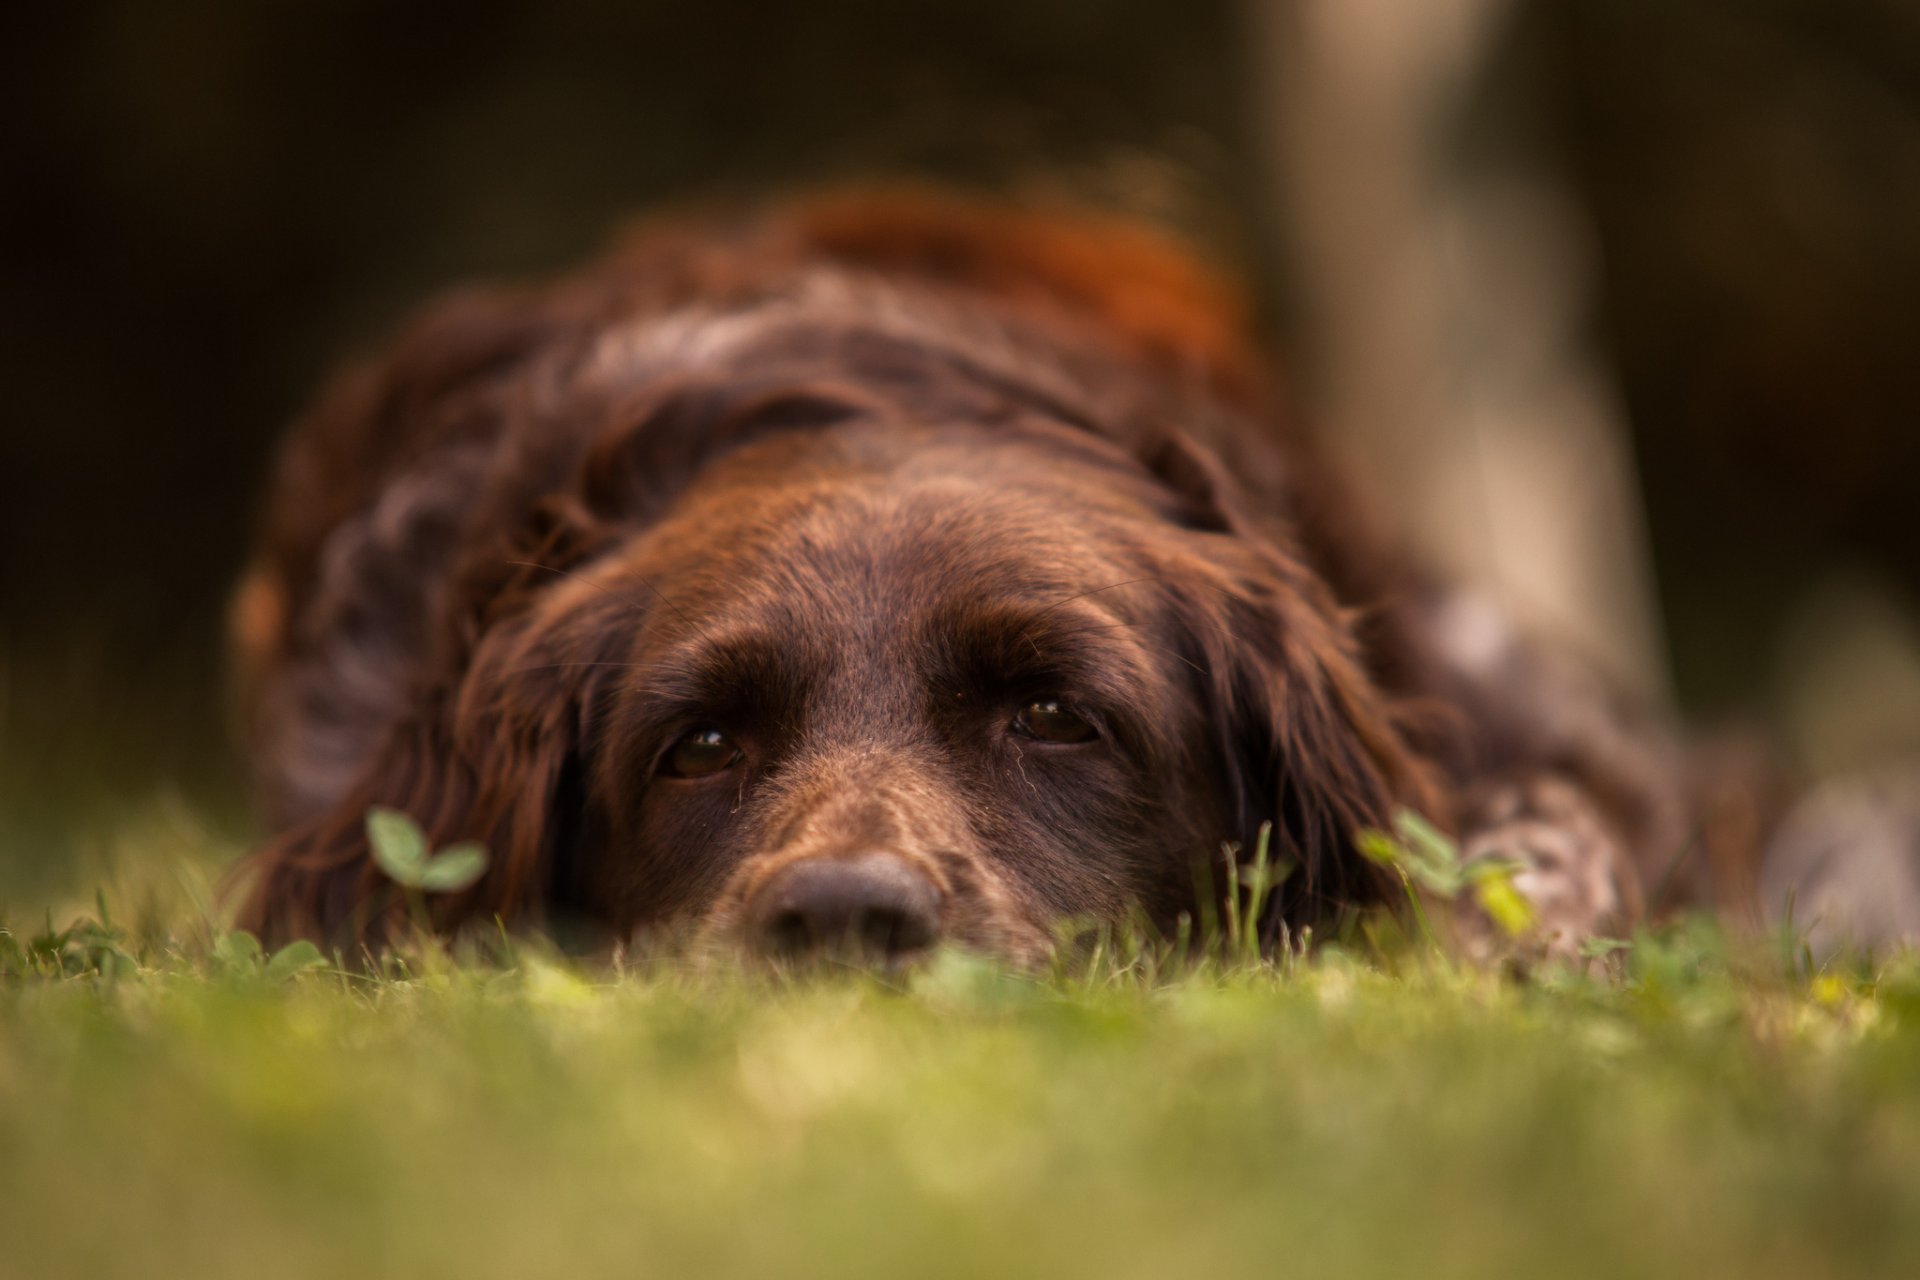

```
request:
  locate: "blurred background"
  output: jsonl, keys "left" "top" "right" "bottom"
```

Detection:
{"left": 3, "top": 0, "right": 1918, "bottom": 910}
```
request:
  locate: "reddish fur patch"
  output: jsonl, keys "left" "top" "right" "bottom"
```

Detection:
{"left": 787, "top": 187, "right": 1268, "bottom": 402}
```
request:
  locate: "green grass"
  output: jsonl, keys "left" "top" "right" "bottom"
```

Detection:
{"left": 3, "top": 688, "right": 1916, "bottom": 1280}
{"left": 6, "top": 874, "right": 1920, "bottom": 1280}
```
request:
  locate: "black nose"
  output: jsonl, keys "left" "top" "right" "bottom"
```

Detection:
{"left": 746, "top": 854, "right": 942, "bottom": 964}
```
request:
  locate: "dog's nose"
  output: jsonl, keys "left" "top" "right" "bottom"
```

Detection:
{"left": 746, "top": 854, "right": 942, "bottom": 964}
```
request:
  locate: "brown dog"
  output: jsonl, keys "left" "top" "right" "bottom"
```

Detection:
{"left": 232, "top": 189, "right": 1689, "bottom": 963}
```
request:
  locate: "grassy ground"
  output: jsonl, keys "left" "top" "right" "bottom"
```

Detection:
{"left": 5, "top": 877, "right": 1920, "bottom": 1280}
{"left": 4, "top": 670, "right": 1917, "bottom": 1280}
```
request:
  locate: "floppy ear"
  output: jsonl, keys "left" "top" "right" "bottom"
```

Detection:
{"left": 231, "top": 280, "right": 580, "bottom": 838}
{"left": 238, "top": 578, "right": 635, "bottom": 949}
{"left": 1206, "top": 566, "right": 1450, "bottom": 923}
{"left": 1144, "top": 427, "right": 1451, "bottom": 927}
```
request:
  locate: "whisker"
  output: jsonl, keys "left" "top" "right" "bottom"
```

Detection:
{"left": 1071, "top": 620, "right": 1212, "bottom": 676}
{"left": 1158, "top": 646, "right": 1210, "bottom": 677}
{"left": 1030, "top": 575, "right": 1157, "bottom": 623}
{"left": 1018, "top": 575, "right": 1158, "bottom": 654}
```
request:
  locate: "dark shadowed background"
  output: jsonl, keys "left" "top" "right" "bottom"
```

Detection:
{"left": 3, "top": 0, "right": 1918, "bottom": 902}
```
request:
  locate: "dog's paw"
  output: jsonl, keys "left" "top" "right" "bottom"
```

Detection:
{"left": 1454, "top": 776, "right": 1637, "bottom": 963}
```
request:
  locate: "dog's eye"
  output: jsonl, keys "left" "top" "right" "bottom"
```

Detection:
{"left": 1012, "top": 699, "right": 1099, "bottom": 744}
{"left": 662, "top": 727, "right": 743, "bottom": 778}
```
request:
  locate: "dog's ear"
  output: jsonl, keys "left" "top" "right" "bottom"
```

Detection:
{"left": 1144, "top": 428, "right": 1450, "bottom": 927}
{"left": 231, "top": 283, "right": 575, "bottom": 835}
{"left": 1201, "top": 565, "right": 1449, "bottom": 924}
{"left": 237, "top": 582, "right": 633, "bottom": 949}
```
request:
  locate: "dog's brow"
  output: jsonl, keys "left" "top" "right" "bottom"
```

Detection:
{"left": 1012, "top": 576, "right": 1162, "bottom": 665}
{"left": 937, "top": 595, "right": 1150, "bottom": 690}
{"left": 641, "top": 628, "right": 810, "bottom": 709}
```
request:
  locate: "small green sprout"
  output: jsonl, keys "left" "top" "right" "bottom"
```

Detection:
{"left": 1356, "top": 809, "right": 1537, "bottom": 942}
{"left": 210, "top": 930, "right": 331, "bottom": 983}
{"left": 366, "top": 807, "right": 490, "bottom": 894}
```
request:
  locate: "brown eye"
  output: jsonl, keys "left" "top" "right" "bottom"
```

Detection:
{"left": 1012, "top": 699, "right": 1098, "bottom": 744}
{"left": 662, "top": 727, "right": 743, "bottom": 778}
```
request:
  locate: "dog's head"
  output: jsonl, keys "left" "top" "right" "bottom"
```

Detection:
{"left": 239, "top": 191, "right": 1446, "bottom": 964}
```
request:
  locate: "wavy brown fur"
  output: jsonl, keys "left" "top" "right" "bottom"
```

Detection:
{"left": 233, "top": 188, "right": 1675, "bottom": 956}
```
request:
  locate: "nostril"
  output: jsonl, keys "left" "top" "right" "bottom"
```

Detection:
{"left": 747, "top": 854, "right": 942, "bottom": 965}
{"left": 858, "top": 901, "right": 935, "bottom": 956}
{"left": 765, "top": 908, "right": 814, "bottom": 958}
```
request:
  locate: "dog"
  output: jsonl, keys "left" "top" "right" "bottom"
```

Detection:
{"left": 232, "top": 188, "right": 1705, "bottom": 964}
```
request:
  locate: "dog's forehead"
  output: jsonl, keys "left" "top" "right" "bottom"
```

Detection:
{"left": 715, "top": 467, "right": 1133, "bottom": 619}
{"left": 608, "top": 429, "right": 1177, "bottom": 701}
